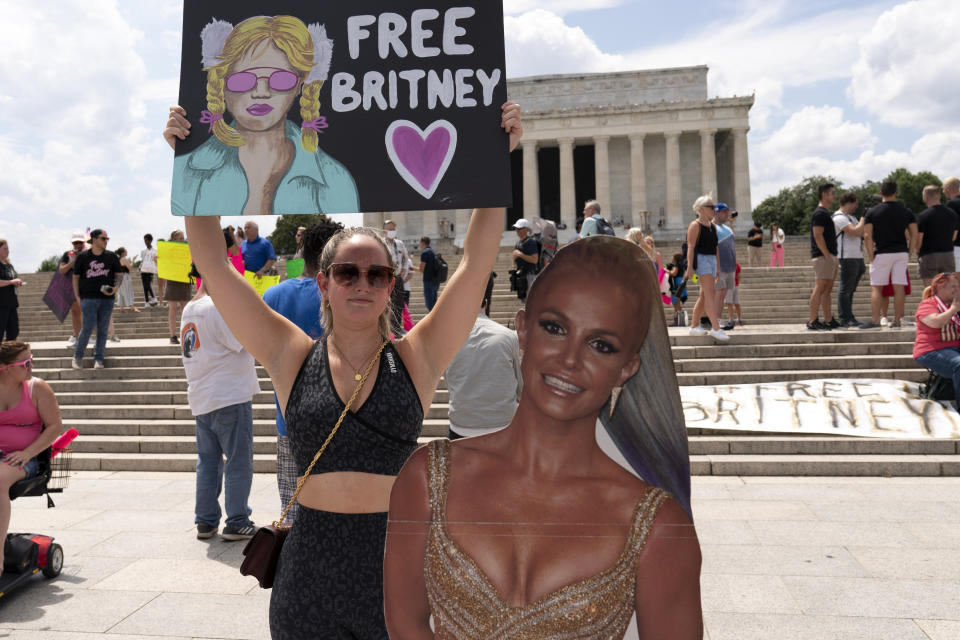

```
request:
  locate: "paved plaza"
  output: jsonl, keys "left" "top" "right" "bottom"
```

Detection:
{"left": 0, "top": 472, "right": 958, "bottom": 639}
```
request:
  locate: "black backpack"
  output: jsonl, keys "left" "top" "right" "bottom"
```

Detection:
{"left": 594, "top": 216, "right": 616, "bottom": 236}
{"left": 435, "top": 254, "right": 449, "bottom": 283}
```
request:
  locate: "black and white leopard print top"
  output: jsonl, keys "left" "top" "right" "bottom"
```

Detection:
{"left": 285, "top": 338, "right": 423, "bottom": 477}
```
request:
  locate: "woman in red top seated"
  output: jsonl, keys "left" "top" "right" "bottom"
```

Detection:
{"left": 0, "top": 341, "right": 65, "bottom": 574}
{"left": 913, "top": 273, "right": 960, "bottom": 406}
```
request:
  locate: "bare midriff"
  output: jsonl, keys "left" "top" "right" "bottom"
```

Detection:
{"left": 295, "top": 471, "right": 397, "bottom": 513}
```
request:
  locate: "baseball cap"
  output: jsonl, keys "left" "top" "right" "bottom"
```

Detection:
{"left": 715, "top": 203, "right": 730, "bottom": 212}
{"left": 70, "top": 232, "right": 85, "bottom": 244}
{"left": 513, "top": 219, "right": 531, "bottom": 229}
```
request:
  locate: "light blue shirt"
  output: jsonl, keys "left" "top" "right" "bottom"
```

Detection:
{"left": 171, "top": 120, "right": 360, "bottom": 215}
{"left": 716, "top": 223, "right": 737, "bottom": 273}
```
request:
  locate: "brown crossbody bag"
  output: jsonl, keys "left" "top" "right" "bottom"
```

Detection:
{"left": 240, "top": 340, "right": 388, "bottom": 588}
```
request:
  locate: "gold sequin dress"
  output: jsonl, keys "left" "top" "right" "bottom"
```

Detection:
{"left": 423, "top": 439, "right": 668, "bottom": 640}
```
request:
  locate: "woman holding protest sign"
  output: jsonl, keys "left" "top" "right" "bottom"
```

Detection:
{"left": 914, "top": 272, "right": 960, "bottom": 407}
{"left": 166, "top": 101, "right": 523, "bottom": 638}
{"left": 384, "top": 236, "right": 701, "bottom": 639}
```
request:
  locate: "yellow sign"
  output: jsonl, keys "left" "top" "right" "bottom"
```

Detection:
{"left": 157, "top": 241, "right": 192, "bottom": 283}
{"left": 244, "top": 271, "right": 280, "bottom": 297}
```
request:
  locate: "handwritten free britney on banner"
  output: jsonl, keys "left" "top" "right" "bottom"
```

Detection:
{"left": 172, "top": 1, "right": 511, "bottom": 216}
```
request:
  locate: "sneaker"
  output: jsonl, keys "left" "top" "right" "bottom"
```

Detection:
{"left": 708, "top": 328, "right": 730, "bottom": 341}
{"left": 859, "top": 321, "right": 882, "bottom": 330}
{"left": 845, "top": 319, "right": 863, "bottom": 328}
{"left": 170, "top": 335, "right": 180, "bottom": 345}
{"left": 721, "top": 321, "right": 736, "bottom": 331}
{"left": 806, "top": 320, "right": 825, "bottom": 331}
{"left": 109, "top": 335, "right": 120, "bottom": 343}
{"left": 66, "top": 335, "right": 77, "bottom": 348}
{"left": 93, "top": 360, "right": 104, "bottom": 369}
{"left": 197, "top": 523, "right": 217, "bottom": 539}
{"left": 825, "top": 318, "right": 841, "bottom": 329}
{"left": 889, "top": 320, "right": 902, "bottom": 329}
{"left": 71, "top": 358, "right": 82, "bottom": 370}
{"left": 689, "top": 326, "right": 708, "bottom": 336}
{"left": 220, "top": 524, "right": 256, "bottom": 541}
{"left": 880, "top": 317, "right": 889, "bottom": 327}
{"left": 735, "top": 320, "right": 744, "bottom": 326}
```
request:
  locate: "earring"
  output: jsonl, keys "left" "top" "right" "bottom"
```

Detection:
{"left": 609, "top": 386, "right": 623, "bottom": 418}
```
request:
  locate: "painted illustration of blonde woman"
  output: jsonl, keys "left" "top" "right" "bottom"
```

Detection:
{"left": 171, "top": 15, "right": 359, "bottom": 216}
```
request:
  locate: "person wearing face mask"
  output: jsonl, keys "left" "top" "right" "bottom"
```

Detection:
{"left": 383, "top": 220, "right": 412, "bottom": 336}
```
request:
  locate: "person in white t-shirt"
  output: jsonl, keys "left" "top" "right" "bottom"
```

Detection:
{"left": 181, "top": 263, "right": 260, "bottom": 541}
{"left": 833, "top": 192, "right": 866, "bottom": 327}
{"left": 139, "top": 234, "right": 158, "bottom": 307}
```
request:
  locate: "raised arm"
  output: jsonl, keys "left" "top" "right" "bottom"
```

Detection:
{"left": 183, "top": 216, "right": 313, "bottom": 409}
{"left": 398, "top": 102, "right": 522, "bottom": 406}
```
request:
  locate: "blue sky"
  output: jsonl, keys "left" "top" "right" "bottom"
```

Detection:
{"left": 2, "top": 0, "right": 958, "bottom": 271}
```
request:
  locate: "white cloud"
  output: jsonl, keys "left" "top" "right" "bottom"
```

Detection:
{"left": 849, "top": 0, "right": 960, "bottom": 127}
{"left": 503, "top": 0, "right": 627, "bottom": 16}
{"left": 504, "top": 10, "right": 625, "bottom": 77}
{"left": 757, "top": 106, "right": 876, "bottom": 159}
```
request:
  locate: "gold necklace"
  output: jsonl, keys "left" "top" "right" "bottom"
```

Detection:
{"left": 331, "top": 335, "right": 383, "bottom": 381}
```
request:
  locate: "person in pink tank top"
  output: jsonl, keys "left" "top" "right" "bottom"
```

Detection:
{"left": 0, "top": 341, "right": 65, "bottom": 575}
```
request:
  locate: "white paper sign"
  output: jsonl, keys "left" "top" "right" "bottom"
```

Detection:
{"left": 681, "top": 379, "right": 960, "bottom": 439}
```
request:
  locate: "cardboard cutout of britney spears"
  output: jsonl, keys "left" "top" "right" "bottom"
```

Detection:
{"left": 172, "top": 15, "right": 359, "bottom": 216}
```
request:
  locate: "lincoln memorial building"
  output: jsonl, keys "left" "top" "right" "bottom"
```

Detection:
{"left": 364, "top": 65, "right": 754, "bottom": 244}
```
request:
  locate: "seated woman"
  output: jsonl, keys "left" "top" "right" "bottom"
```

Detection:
{"left": 384, "top": 236, "right": 702, "bottom": 639}
{"left": 0, "top": 341, "right": 65, "bottom": 574}
{"left": 913, "top": 272, "right": 960, "bottom": 406}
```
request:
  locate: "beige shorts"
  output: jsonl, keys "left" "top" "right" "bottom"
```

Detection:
{"left": 812, "top": 255, "right": 838, "bottom": 280}
{"left": 918, "top": 252, "right": 955, "bottom": 279}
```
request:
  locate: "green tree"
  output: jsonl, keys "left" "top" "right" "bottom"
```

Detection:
{"left": 883, "top": 168, "right": 942, "bottom": 214}
{"left": 752, "top": 175, "right": 843, "bottom": 235}
{"left": 269, "top": 214, "right": 339, "bottom": 255}
{"left": 38, "top": 254, "right": 62, "bottom": 272}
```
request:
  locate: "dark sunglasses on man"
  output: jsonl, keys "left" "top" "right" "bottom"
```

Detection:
{"left": 326, "top": 263, "right": 394, "bottom": 289}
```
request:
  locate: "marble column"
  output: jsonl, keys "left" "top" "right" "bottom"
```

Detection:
{"left": 732, "top": 127, "right": 752, "bottom": 214}
{"left": 594, "top": 135, "right": 611, "bottom": 215}
{"left": 664, "top": 131, "right": 683, "bottom": 228}
{"left": 558, "top": 137, "right": 576, "bottom": 232}
{"left": 421, "top": 209, "right": 439, "bottom": 240}
{"left": 455, "top": 208, "right": 471, "bottom": 247}
{"left": 700, "top": 128, "right": 718, "bottom": 198}
{"left": 629, "top": 133, "right": 647, "bottom": 229}
{"left": 362, "top": 212, "right": 382, "bottom": 229}
{"left": 521, "top": 140, "right": 540, "bottom": 220}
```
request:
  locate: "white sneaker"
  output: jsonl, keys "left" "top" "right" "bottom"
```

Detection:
{"left": 66, "top": 335, "right": 77, "bottom": 348}
{"left": 708, "top": 328, "right": 730, "bottom": 341}
{"left": 689, "top": 326, "right": 708, "bottom": 336}
{"left": 93, "top": 360, "right": 104, "bottom": 369}
{"left": 880, "top": 317, "right": 889, "bottom": 327}
{"left": 109, "top": 335, "right": 121, "bottom": 343}
{"left": 71, "top": 358, "right": 82, "bottom": 370}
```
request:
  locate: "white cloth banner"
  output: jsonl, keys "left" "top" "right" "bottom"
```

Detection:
{"left": 681, "top": 379, "right": 960, "bottom": 439}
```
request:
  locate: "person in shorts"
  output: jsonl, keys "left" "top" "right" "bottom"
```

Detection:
{"left": 862, "top": 180, "right": 918, "bottom": 329}
{"left": 916, "top": 184, "right": 958, "bottom": 287}
{"left": 808, "top": 184, "right": 840, "bottom": 330}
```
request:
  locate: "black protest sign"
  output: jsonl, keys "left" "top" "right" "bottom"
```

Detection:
{"left": 172, "top": 1, "right": 511, "bottom": 216}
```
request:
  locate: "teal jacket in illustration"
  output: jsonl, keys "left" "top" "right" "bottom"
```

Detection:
{"left": 171, "top": 120, "right": 359, "bottom": 215}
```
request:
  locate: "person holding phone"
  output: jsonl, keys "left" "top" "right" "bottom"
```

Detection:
{"left": 71, "top": 229, "right": 121, "bottom": 370}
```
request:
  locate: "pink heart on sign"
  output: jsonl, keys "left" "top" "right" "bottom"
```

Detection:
{"left": 385, "top": 120, "right": 458, "bottom": 199}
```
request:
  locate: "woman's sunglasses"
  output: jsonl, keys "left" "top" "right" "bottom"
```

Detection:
{"left": 0, "top": 357, "right": 32, "bottom": 371}
{"left": 326, "top": 263, "right": 394, "bottom": 289}
{"left": 226, "top": 68, "right": 299, "bottom": 93}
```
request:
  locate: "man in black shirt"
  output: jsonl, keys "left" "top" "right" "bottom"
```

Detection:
{"left": 808, "top": 183, "right": 840, "bottom": 330}
{"left": 916, "top": 184, "right": 958, "bottom": 286}
{"left": 944, "top": 177, "right": 960, "bottom": 267}
{"left": 746, "top": 222, "right": 763, "bottom": 267}
{"left": 861, "top": 180, "right": 918, "bottom": 329}
{"left": 511, "top": 219, "right": 539, "bottom": 300}
{"left": 419, "top": 236, "right": 439, "bottom": 312}
{"left": 71, "top": 229, "right": 121, "bottom": 369}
